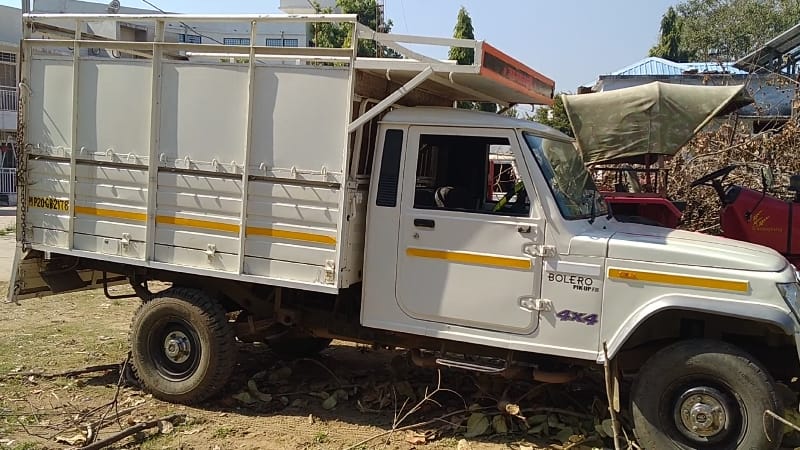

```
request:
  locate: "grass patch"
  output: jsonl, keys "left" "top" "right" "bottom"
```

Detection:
{"left": 0, "top": 223, "right": 15, "bottom": 236}
{"left": 139, "top": 432, "right": 178, "bottom": 450}
{"left": 312, "top": 432, "right": 329, "bottom": 444}
{"left": 212, "top": 426, "right": 236, "bottom": 439}
{"left": 10, "top": 443, "right": 42, "bottom": 450}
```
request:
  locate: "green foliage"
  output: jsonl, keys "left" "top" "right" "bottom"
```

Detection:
{"left": 531, "top": 94, "right": 573, "bottom": 137}
{"left": 649, "top": 7, "right": 691, "bottom": 62}
{"left": 449, "top": 6, "right": 475, "bottom": 65}
{"left": 449, "top": 7, "right": 496, "bottom": 112}
{"left": 310, "top": 0, "right": 398, "bottom": 57}
{"left": 10, "top": 443, "right": 41, "bottom": 450}
{"left": 212, "top": 426, "right": 236, "bottom": 439}
{"left": 655, "top": 0, "right": 800, "bottom": 61}
{"left": 312, "top": 432, "right": 329, "bottom": 444}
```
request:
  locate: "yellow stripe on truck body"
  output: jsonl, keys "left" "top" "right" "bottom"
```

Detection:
{"left": 75, "top": 206, "right": 336, "bottom": 246}
{"left": 406, "top": 247, "right": 532, "bottom": 270}
{"left": 608, "top": 268, "right": 749, "bottom": 293}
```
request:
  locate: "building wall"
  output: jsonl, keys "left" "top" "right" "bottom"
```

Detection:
{"left": 0, "top": 111, "right": 15, "bottom": 134}
{"left": 0, "top": 5, "right": 21, "bottom": 45}
{"left": 279, "top": 0, "right": 337, "bottom": 13}
{"left": 164, "top": 21, "right": 310, "bottom": 49}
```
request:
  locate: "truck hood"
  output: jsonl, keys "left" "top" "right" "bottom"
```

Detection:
{"left": 608, "top": 224, "right": 787, "bottom": 272}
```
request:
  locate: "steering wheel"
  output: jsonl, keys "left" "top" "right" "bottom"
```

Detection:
{"left": 690, "top": 165, "right": 738, "bottom": 188}
{"left": 493, "top": 181, "right": 525, "bottom": 213}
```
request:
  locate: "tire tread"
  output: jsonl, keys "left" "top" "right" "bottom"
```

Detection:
{"left": 631, "top": 339, "right": 781, "bottom": 450}
{"left": 129, "top": 287, "right": 236, "bottom": 404}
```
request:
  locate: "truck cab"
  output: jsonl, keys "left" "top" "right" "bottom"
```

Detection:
{"left": 363, "top": 108, "right": 605, "bottom": 356}
{"left": 359, "top": 107, "right": 800, "bottom": 449}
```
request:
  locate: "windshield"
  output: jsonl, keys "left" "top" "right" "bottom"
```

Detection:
{"left": 523, "top": 133, "right": 607, "bottom": 220}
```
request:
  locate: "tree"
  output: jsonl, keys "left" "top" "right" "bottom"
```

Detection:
{"left": 531, "top": 94, "right": 573, "bottom": 137}
{"left": 449, "top": 7, "right": 496, "bottom": 112}
{"left": 653, "top": 0, "right": 800, "bottom": 61}
{"left": 311, "top": 0, "right": 397, "bottom": 57}
{"left": 449, "top": 7, "right": 475, "bottom": 65}
{"left": 649, "top": 7, "right": 691, "bottom": 62}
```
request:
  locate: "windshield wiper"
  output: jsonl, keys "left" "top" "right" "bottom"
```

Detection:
{"left": 588, "top": 189, "right": 597, "bottom": 225}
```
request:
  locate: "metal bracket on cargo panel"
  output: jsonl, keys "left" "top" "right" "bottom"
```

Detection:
{"left": 121, "top": 233, "right": 131, "bottom": 249}
{"left": 522, "top": 244, "right": 556, "bottom": 258}
{"left": 205, "top": 244, "right": 217, "bottom": 260}
{"left": 324, "top": 260, "right": 336, "bottom": 284}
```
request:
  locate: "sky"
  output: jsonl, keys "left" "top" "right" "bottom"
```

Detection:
{"left": 0, "top": 0, "right": 680, "bottom": 92}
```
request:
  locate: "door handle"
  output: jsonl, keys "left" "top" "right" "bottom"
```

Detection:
{"left": 414, "top": 218, "right": 435, "bottom": 228}
{"left": 518, "top": 225, "right": 532, "bottom": 234}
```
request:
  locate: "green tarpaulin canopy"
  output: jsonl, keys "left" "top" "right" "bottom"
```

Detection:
{"left": 562, "top": 82, "right": 751, "bottom": 165}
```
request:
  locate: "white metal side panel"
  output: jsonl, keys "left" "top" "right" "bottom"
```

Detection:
{"left": 26, "top": 159, "right": 70, "bottom": 248}
{"left": 159, "top": 62, "right": 249, "bottom": 172}
{"left": 72, "top": 165, "right": 148, "bottom": 259}
{"left": 251, "top": 66, "right": 350, "bottom": 176}
{"left": 76, "top": 60, "right": 152, "bottom": 159}
{"left": 22, "top": 54, "right": 357, "bottom": 293}
{"left": 243, "top": 180, "right": 338, "bottom": 277}
{"left": 28, "top": 59, "right": 73, "bottom": 151}
{"left": 154, "top": 172, "right": 242, "bottom": 270}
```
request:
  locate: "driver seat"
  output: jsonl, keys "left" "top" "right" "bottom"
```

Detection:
{"left": 434, "top": 186, "right": 473, "bottom": 210}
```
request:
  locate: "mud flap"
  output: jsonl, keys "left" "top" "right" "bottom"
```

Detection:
{"left": 7, "top": 245, "right": 126, "bottom": 302}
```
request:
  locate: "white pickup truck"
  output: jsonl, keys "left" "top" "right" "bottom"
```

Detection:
{"left": 9, "top": 8, "right": 800, "bottom": 449}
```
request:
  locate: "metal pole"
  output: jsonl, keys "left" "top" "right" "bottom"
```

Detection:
{"left": 22, "top": 0, "right": 30, "bottom": 14}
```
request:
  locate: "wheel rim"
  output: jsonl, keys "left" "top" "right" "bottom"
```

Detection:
{"left": 148, "top": 317, "right": 201, "bottom": 381}
{"left": 669, "top": 384, "right": 743, "bottom": 446}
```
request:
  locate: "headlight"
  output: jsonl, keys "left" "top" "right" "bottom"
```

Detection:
{"left": 777, "top": 282, "right": 800, "bottom": 322}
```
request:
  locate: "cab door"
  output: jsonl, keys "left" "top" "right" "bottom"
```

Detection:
{"left": 395, "top": 127, "right": 545, "bottom": 335}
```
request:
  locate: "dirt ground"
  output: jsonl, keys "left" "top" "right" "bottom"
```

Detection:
{"left": 0, "top": 282, "right": 621, "bottom": 450}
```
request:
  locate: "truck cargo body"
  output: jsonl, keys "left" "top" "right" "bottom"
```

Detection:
{"left": 24, "top": 57, "right": 354, "bottom": 290}
{"left": 13, "top": 13, "right": 550, "bottom": 298}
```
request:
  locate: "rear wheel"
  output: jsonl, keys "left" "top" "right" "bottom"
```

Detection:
{"left": 130, "top": 287, "right": 236, "bottom": 404}
{"left": 631, "top": 339, "right": 781, "bottom": 449}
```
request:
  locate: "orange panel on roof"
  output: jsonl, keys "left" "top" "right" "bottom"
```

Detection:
{"left": 480, "top": 42, "right": 555, "bottom": 106}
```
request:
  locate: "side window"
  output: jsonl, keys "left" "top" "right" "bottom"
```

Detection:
{"left": 412, "top": 134, "right": 530, "bottom": 216}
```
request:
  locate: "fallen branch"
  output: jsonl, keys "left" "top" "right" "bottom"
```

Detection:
{"left": 89, "top": 405, "right": 140, "bottom": 433}
{"left": 345, "top": 406, "right": 495, "bottom": 450}
{"left": 764, "top": 409, "right": 800, "bottom": 441}
{"left": 1, "top": 363, "right": 120, "bottom": 380}
{"left": 562, "top": 436, "right": 587, "bottom": 450}
{"left": 79, "top": 413, "right": 185, "bottom": 450}
{"left": 86, "top": 356, "right": 129, "bottom": 445}
{"left": 345, "top": 399, "right": 598, "bottom": 449}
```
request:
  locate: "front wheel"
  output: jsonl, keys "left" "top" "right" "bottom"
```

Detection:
{"left": 631, "top": 339, "right": 782, "bottom": 449}
{"left": 130, "top": 287, "right": 237, "bottom": 404}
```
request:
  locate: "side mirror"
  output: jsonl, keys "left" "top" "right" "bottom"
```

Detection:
{"left": 761, "top": 166, "right": 775, "bottom": 190}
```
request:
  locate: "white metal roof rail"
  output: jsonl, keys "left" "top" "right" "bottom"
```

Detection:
{"left": 347, "top": 66, "right": 435, "bottom": 133}
{"left": 356, "top": 23, "right": 482, "bottom": 66}
{"left": 345, "top": 22, "right": 503, "bottom": 133}
{"left": 23, "top": 13, "right": 359, "bottom": 23}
